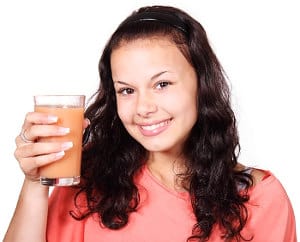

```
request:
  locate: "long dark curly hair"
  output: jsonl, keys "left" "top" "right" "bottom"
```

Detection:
{"left": 72, "top": 5, "right": 253, "bottom": 241}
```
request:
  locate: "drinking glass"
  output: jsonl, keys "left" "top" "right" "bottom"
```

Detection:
{"left": 34, "top": 95, "right": 85, "bottom": 186}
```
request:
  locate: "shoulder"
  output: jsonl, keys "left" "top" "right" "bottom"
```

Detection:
{"left": 247, "top": 168, "right": 292, "bottom": 206}
{"left": 250, "top": 168, "right": 266, "bottom": 186}
{"left": 249, "top": 168, "right": 284, "bottom": 193}
{"left": 236, "top": 163, "right": 290, "bottom": 201}
{"left": 237, "top": 163, "right": 279, "bottom": 189}
{"left": 244, "top": 169, "right": 297, "bottom": 241}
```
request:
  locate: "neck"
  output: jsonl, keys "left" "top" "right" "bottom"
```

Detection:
{"left": 146, "top": 152, "right": 188, "bottom": 192}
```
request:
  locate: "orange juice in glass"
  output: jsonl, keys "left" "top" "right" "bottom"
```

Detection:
{"left": 34, "top": 95, "right": 85, "bottom": 186}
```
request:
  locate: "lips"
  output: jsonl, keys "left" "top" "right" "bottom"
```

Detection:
{"left": 138, "top": 119, "right": 172, "bottom": 136}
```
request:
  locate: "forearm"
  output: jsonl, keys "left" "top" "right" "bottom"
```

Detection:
{"left": 3, "top": 179, "right": 49, "bottom": 242}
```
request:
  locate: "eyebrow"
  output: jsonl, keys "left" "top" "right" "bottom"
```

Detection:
{"left": 114, "top": 71, "right": 169, "bottom": 85}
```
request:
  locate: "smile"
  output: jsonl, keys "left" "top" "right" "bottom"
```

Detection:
{"left": 138, "top": 119, "right": 172, "bottom": 136}
{"left": 141, "top": 119, "right": 170, "bottom": 130}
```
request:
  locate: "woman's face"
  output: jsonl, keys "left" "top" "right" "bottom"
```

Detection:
{"left": 111, "top": 38, "right": 198, "bottom": 154}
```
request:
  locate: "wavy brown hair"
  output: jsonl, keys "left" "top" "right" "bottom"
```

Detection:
{"left": 72, "top": 5, "right": 253, "bottom": 241}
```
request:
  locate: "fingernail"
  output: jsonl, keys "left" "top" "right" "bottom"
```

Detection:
{"left": 61, "top": 141, "right": 73, "bottom": 150}
{"left": 58, "top": 127, "right": 70, "bottom": 134}
{"left": 48, "top": 115, "right": 58, "bottom": 123}
{"left": 55, "top": 151, "right": 65, "bottom": 158}
{"left": 86, "top": 118, "right": 91, "bottom": 126}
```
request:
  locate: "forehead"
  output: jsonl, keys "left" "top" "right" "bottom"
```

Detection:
{"left": 110, "top": 38, "right": 189, "bottom": 78}
{"left": 111, "top": 37, "right": 187, "bottom": 67}
{"left": 110, "top": 38, "right": 196, "bottom": 86}
{"left": 112, "top": 37, "right": 177, "bottom": 54}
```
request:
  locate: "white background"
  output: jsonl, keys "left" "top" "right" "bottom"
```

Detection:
{"left": 0, "top": 0, "right": 299, "bottom": 238}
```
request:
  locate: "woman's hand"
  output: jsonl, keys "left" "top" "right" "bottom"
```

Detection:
{"left": 4, "top": 111, "right": 91, "bottom": 242}
{"left": 14, "top": 111, "right": 90, "bottom": 182}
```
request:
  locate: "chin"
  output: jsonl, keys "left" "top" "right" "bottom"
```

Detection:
{"left": 139, "top": 141, "right": 174, "bottom": 152}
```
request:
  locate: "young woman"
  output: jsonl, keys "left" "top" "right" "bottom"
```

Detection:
{"left": 4, "top": 5, "right": 296, "bottom": 242}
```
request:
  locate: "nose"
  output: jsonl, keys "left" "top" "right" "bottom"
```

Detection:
{"left": 136, "top": 92, "right": 157, "bottom": 117}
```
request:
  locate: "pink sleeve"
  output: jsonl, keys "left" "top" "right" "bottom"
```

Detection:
{"left": 46, "top": 187, "right": 85, "bottom": 242}
{"left": 245, "top": 175, "right": 297, "bottom": 242}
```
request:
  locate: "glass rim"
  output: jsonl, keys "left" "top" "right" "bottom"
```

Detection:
{"left": 34, "top": 94, "right": 85, "bottom": 97}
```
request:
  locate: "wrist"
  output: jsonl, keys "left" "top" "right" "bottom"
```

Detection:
{"left": 22, "top": 178, "right": 50, "bottom": 197}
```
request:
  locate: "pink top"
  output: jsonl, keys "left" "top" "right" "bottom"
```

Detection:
{"left": 47, "top": 167, "right": 297, "bottom": 241}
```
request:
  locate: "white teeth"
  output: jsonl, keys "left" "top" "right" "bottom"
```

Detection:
{"left": 141, "top": 120, "right": 169, "bottom": 131}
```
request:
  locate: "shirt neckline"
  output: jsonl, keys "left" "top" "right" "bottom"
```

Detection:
{"left": 143, "top": 165, "right": 190, "bottom": 201}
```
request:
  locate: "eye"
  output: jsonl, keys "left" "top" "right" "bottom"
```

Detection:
{"left": 156, "top": 81, "right": 170, "bottom": 90}
{"left": 117, "top": 87, "right": 134, "bottom": 95}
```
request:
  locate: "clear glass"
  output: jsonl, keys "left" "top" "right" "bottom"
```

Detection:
{"left": 34, "top": 95, "right": 85, "bottom": 186}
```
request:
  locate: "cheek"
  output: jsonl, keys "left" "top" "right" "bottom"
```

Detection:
{"left": 116, "top": 99, "right": 132, "bottom": 124}
{"left": 167, "top": 92, "right": 197, "bottom": 113}
{"left": 176, "top": 94, "right": 198, "bottom": 124}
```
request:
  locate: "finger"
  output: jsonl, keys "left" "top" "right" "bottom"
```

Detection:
{"left": 14, "top": 141, "right": 73, "bottom": 159}
{"left": 17, "top": 112, "right": 60, "bottom": 145}
{"left": 18, "top": 151, "right": 66, "bottom": 175}
{"left": 20, "top": 129, "right": 35, "bottom": 143}
{"left": 21, "top": 112, "right": 58, "bottom": 131}
{"left": 16, "top": 125, "right": 70, "bottom": 146}
{"left": 15, "top": 141, "right": 73, "bottom": 179}
{"left": 83, "top": 118, "right": 90, "bottom": 129}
